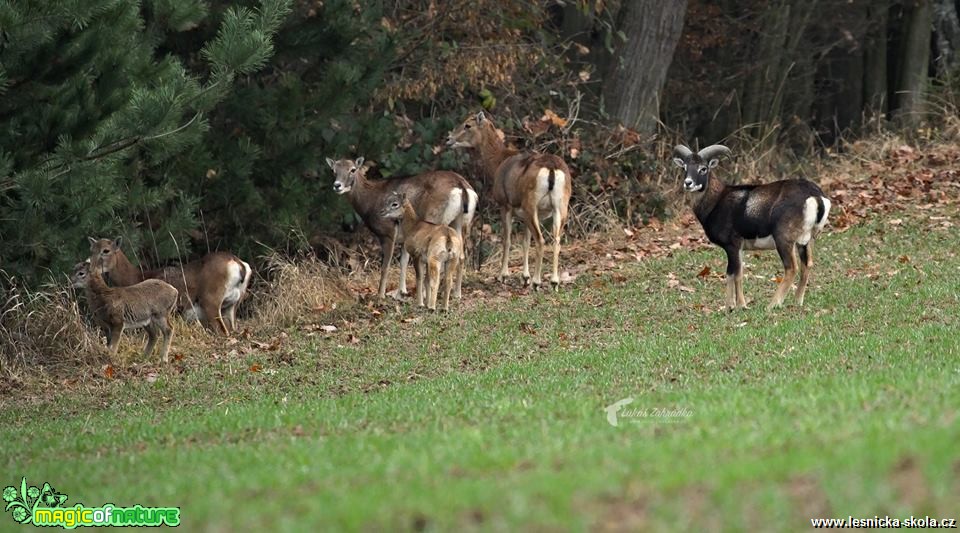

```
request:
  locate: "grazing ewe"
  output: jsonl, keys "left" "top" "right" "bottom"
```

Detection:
{"left": 379, "top": 191, "right": 463, "bottom": 312}
{"left": 673, "top": 144, "right": 831, "bottom": 310}
{"left": 325, "top": 157, "right": 477, "bottom": 299}
{"left": 72, "top": 260, "right": 178, "bottom": 362}
{"left": 88, "top": 237, "right": 251, "bottom": 335}
{"left": 446, "top": 111, "right": 572, "bottom": 290}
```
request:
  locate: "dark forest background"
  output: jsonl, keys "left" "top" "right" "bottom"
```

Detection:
{"left": 2, "top": 0, "right": 958, "bottom": 283}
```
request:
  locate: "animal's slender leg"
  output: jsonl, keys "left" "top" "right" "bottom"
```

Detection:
{"left": 107, "top": 325, "right": 123, "bottom": 355}
{"left": 414, "top": 255, "right": 425, "bottom": 307}
{"left": 377, "top": 233, "right": 396, "bottom": 299}
{"left": 796, "top": 242, "right": 814, "bottom": 306}
{"left": 444, "top": 256, "right": 458, "bottom": 311}
{"left": 723, "top": 245, "right": 742, "bottom": 311}
{"left": 398, "top": 247, "right": 410, "bottom": 297}
{"left": 498, "top": 208, "right": 512, "bottom": 282}
{"left": 427, "top": 258, "right": 441, "bottom": 311}
{"left": 524, "top": 202, "right": 545, "bottom": 289}
{"left": 521, "top": 227, "right": 532, "bottom": 285}
{"left": 770, "top": 240, "right": 798, "bottom": 309}
{"left": 143, "top": 323, "right": 158, "bottom": 358}
{"left": 735, "top": 249, "right": 747, "bottom": 308}
{"left": 158, "top": 315, "right": 174, "bottom": 363}
{"left": 550, "top": 208, "right": 563, "bottom": 290}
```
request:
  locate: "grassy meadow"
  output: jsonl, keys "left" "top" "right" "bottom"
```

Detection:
{"left": 3, "top": 201, "right": 959, "bottom": 531}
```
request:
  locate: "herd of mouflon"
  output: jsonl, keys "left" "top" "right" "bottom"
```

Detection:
{"left": 71, "top": 112, "right": 831, "bottom": 362}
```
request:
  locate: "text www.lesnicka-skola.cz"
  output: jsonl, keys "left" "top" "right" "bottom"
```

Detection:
{"left": 811, "top": 516, "right": 957, "bottom": 529}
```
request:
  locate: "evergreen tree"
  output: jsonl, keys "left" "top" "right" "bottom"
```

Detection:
{"left": 168, "top": 0, "right": 398, "bottom": 257}
{"left": 0, "top": 0, "right": 290, "bottom": 283}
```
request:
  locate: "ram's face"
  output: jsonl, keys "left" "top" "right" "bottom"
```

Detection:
{"left": 673, "top": 156, "right": 716, "bottom": 193}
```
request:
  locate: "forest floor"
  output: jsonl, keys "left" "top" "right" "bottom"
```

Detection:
{"left": 2, "top": 138, "right": 959, "bottom": 530}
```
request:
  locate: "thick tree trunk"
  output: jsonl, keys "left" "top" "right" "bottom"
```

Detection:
{"left": 864, "top": 1, "right": 890, "bottom": 116}
{"left": 740, "top": 0, "right": 818, "bottom": 142}
{"left": 602, "top": 0, "right": 688, "bottom": 134}
{"left": 896, "top": 0, "right": 933, "bottom": 125}
{"left": 933, "top": 0, "right": 960, "bottom": 74}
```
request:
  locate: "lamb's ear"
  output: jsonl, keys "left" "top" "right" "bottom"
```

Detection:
{"left": 112, "top": 236, "right": 123, "bottom": 249}
{"left": 354, "top": 156, "right": 365, "bottom": 167}
{"left": 475, "top": 111, "right": 485, "bottom": 123}
{"left": 87, "top": 236, "right": 97, "bottom": 246}
{"left": 325, "top": 157, "right": 336, "bottom": 169}
{"left": 708, "top": 158, "right": 721, "bottom": 169}
{"left": 672, "top": 158, "right": 686, "bottom": 169}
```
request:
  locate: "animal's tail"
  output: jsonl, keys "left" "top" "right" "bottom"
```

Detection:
{"left": 815, "top": 196, "right": 831, "bottom": 230}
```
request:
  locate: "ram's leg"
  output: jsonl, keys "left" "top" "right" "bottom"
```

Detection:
{"left": 796, "top": 242, "right": 814, "bottom": 306}
{"left": 770, "top": 239, "right": 798, "bottom": 309}
{"left": 735, "top": 250, "right": 747, "bottom": 308}
{"left": 398, "top": 246, "right": 411, "bottom": 297}
{"left": 723, "top": 245, "right": 742, "bottom": 311}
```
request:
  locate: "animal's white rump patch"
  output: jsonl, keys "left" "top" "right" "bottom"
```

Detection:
{"left": 536, "top": 168, "right": 566, "bottom": 211}
{"left": 442, "top": 188, "right": 464, "bottom": 226}
{"left": 222, "top": 260, "right": 251, "bottom": 306}
{"left": 817, "top": 197, "right": 831, "bottom": 229}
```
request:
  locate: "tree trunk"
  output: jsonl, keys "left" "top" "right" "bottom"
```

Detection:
{"left": 864, "top": 1, "right": 890, "bottom": 116}
{"left": 933, "top": 0, "right": 960, "bottom": 74}
{"left": 896, "top": 0, "right": 933, "bottom": 125}
{"left": 602, "top": 0, "right": 688, "bottom": 134}
{"left": 740, "top": 0, "right": 818, "bottom": 142}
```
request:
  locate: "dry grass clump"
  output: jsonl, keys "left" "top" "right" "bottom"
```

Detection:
{"left": 251, "top": 254, "right": 356, "bottom": 330}
{"left": 0, "top": 273, "right": 106, "bottom": 378}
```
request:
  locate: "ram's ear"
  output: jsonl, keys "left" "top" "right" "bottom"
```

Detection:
{"left": 325, "top": 157, "right": 336, "bottom": 169}
{"left": 475, "top": 111, "right": 485, "bottom": 124}
{"left": 672, "top": 158, "right": 686, "bottom": 169}
{"left": 354, "top": 156, "right": 365, "bottom": 168}
{"left": 708, "top": 158, "right": 720, "bottom": 169}
{"left": 113, "top": 236, "right": 123, "bottom": 249}
{"left": 87, "top": 236, "right": 97, "bottom": 246}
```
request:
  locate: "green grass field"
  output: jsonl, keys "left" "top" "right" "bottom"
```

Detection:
{"left": 4, "top": 206, "right": 959, "bottom": 531}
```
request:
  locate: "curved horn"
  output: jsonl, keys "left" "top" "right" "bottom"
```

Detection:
{"left": 673, "top": 145, "right": 694, "bottom": 160}
{"left": 697, "top": 144, "right": 731, "bottom": 162}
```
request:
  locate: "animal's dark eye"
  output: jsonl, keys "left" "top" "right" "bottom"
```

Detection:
{"left": 101, "top": 249, "right": 109, "bottom": 255}
{"left": 464, "top": 124, "right": 471, "bottom": 129}
{"left": 349, "top": 167, "right": 357, "bottom": 173}
{"left": 699, "top": 167, "right": 707, "bottom": 174}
